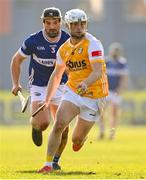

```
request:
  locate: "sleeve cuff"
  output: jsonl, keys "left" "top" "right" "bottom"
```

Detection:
{"left": 18, "top": 48, "right": 29, "bottom": 58}
{"left": 90, "top": 59, "right": 105, "bottom": 63}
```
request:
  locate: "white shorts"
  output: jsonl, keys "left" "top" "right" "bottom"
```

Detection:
{"left": 107, "top": 91, "right": 122, "bottom": 105}
{"left": 30, "top": 85, "right": 65, "bottom": 106}
{"left": 62, "top": 86, "right": 107, "bottom": 122}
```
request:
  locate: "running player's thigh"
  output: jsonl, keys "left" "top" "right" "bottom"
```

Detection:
{"left": 50, "top": 104, "right": 58, "bottom": 121}
{"left": 31, "top": 101, "right": 51, "bottom": 123}
{"left": 72, "top": 117, "right": 95, "bottom": 139}
{"left": 56, "top": 100, "right": 80, "bottom": 125}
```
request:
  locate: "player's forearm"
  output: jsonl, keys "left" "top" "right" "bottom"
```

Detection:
{"left": 83, "top": 62, "right": 102, "bottom": 87}
{"left": 76, "top": 62, "right": 102, "bottom": 95}
{"left": 45, "top": 73, "right": 62, "bottom": 104}
{"left": 83, "top": 70, "right": 102, "bottom": 87}
{"left": 10, "top": 58, "right": 21, "bottom": 86}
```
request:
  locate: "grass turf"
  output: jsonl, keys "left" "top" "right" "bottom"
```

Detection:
{"left": 0, "top": 125, "right": 146, "bottom": 179}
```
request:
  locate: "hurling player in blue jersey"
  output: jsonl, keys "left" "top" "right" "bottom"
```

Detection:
{"left": 98, "top": 42, "right": 129, "bottom": 140}
{"left": 11, "top": 7, "right": 69, "bottom": 169}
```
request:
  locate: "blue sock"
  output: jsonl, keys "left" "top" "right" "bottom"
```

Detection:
{"left": 53, "top": 155, "right": 60, "bottom": 164}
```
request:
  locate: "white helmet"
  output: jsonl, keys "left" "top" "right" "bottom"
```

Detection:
{"left": 64, "top": 9, "right": 88, "bottom": 24}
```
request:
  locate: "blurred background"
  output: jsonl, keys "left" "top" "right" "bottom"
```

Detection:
{"left": 0, "top": 0, "right": 146, "bottom": 125}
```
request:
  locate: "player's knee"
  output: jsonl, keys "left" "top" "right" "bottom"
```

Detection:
{"left": 72, "top": 136, "right": 83, "bottom": 145}
{"left": 53, "top": 121, "right": 66, "bottom": 134}
{"left": 30, "top": 118, "right": 49, "bottom": 131}
{"left": 40, "top": 121, "right": 49, "bottom": 131}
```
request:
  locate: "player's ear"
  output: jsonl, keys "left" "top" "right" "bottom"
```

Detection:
{"left": 60, "top": 19, "right": 62, "bottom": 25}
{"left": 86, "top": 22, "right": 88, "bottom": 32}
{"left": 65, "top": 23, "right": 69, "bottom": 29}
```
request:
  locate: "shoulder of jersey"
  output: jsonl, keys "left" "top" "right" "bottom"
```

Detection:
{"left": 28, "top": 30, "right": 42, "bottom": 39}
{"left": 85, "top": 32, "right": 101, "bottom": 44}
{"left": 57, "top": 38, "right": 70, "bottom": 58}
{"left": 59, "top": 38, "right": 70, "bottom": 49}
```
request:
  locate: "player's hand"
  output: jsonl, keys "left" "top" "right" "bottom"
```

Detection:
{"left": 76, "top": 82, "right": 87, "bottom": 96}
{"left": 12, "top": 85, "right": 22, "bottom": 96}
{"left": 38, "top": 101, "right": 50, "bottom": 110}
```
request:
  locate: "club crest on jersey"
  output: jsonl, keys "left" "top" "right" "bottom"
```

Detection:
{"left": 78, "top": 47, "right": 83, "bottom": 54}
{"left": 37, "top": 46, "right": 45, "bottom": 50}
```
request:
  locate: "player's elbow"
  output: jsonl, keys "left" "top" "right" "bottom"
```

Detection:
{"left": 11, "top": 52, "right": 24, "bottom": 66}
{"left": 12, "top": 56, "right": 20, "bottom": 66}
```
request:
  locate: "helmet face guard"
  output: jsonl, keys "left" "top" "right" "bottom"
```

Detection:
{"left": 64, "top": 9, "right": 88, "bottom": 24}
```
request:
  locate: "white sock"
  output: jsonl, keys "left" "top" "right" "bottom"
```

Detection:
{"left": 45, "top": 162, "right": 53, "bottom": 167}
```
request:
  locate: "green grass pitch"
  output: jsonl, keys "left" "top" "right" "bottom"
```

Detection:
{"left": 0, "top": 125, "right": 146, "bottom": 179}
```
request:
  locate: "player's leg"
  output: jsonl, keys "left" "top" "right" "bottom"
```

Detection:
{"left": 38, "top": 100, "right": 79, "bottom": 173}
{"left": 49, "top": 104, "right": 69, "bottom": 170}
{"left": 109, "top": 102, "right": 118, "bottom": 139}
{"left": 72, "top": 99, "right": 102, "bottom": 151}
{"left": 29, "top": 85, "right": 51, "bottom": 146}
{"left": 72, "top": 117, "right": 95, "bottom": 151}
{"left": 98, "top": 113, "right": 105, "bottom": 139}
{"left": 98, "top": 98, "right": 108, "bottom": 139}
{"left": 30, "top": 101, "right": 50, "bottom": 130}
{"left": 30, "top": 101, "right": 51, "bottom": 146}
{"left": 47, "top": 100, "right": 79, "bottom": 158}
{"left": 49, "top": 84, "right": 69, "bottom": 169}
{"left": 109, "top": 93, "right": 121, "bottom": 139}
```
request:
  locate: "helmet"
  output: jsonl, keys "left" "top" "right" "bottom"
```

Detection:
{"left": 64, "top": 9, "right": 87, "bottom": 24}
{"left": 41, "top": 7, "right": 62, "bottom": 20}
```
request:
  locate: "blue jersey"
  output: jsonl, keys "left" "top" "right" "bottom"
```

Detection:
{"left": 106, "top": 56, "right": 128, "bottom": 91}
{"left": 19, "top": 30, "right": 69, "bottom": 86}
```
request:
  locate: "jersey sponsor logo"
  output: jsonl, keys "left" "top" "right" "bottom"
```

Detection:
{"left": 66, "top": 59, "right": 87, "bottom": 71}
{"left": 33, "top": 54, "right": 56, "bottom": 67}
{"left": 91, "top": 50, "right": 102, "bottom": 57}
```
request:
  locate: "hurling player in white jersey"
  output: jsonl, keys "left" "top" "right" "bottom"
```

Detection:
{"left": 98, "top": 42, "right": 129, "bottom": 140}
{"left": 10, "top": 7, "right": 69, "bottom": 170}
